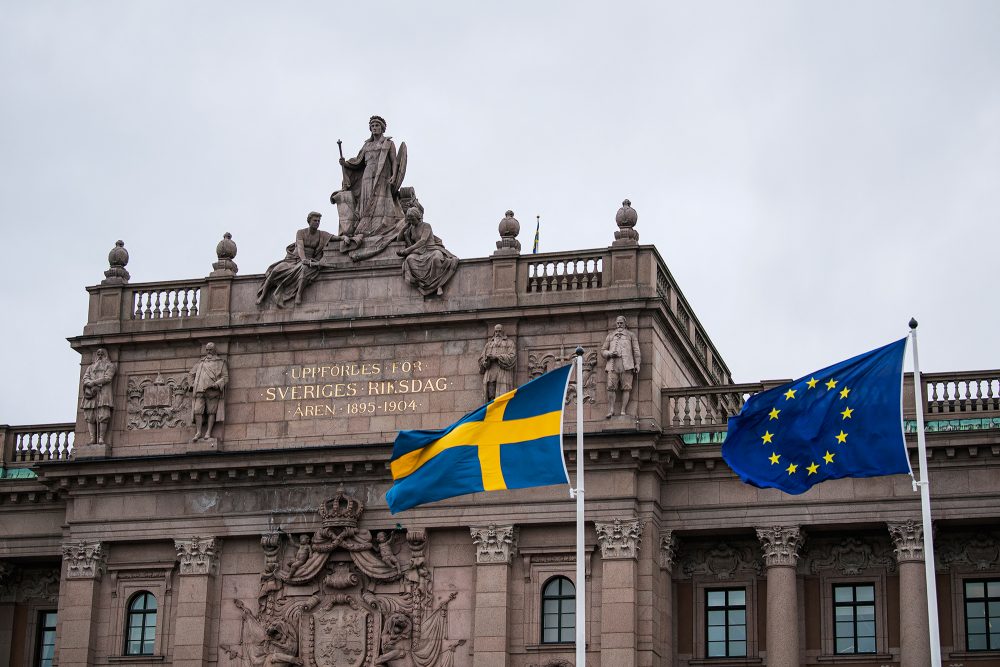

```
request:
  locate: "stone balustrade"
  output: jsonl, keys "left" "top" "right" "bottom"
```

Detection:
{"left": 1, "top": 423, "right": 75, "bottom": 469}
{"left": 130, "top": 281, "right": 202, "bottom": 320}
{"left": 922, "top": 370, "right": 1000, "bottom": 415}
{"left": 526, "top": 253, "right": 604, "bottom": 292}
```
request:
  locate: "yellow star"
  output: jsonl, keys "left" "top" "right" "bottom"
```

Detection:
{"left": 826, "top": 378, "right": 838, "bottom": 390}
{"left": 786, "top": 462, "right": 798, "bottom": 475}
{"left": 841, "top": 407, "right": 854, "bottom": 419}
{"left": 806, "top": 377, "right": 818, "bottom": 389}
{"left": 839, "top": 387, "right": 851, "bottom": 399}
{"left": 784, "top": 388, "right": 797, "bottom": 400}
{"left": 835, "top": 430, "right": 848, "bottom": 444}
{"left": 807, "top": 462, "right": 819, "bottom": 475}
{"left": 761, "top": 431, "right": 774, "bottom": 444}
{"left": 768, "top": 408, "right": 780, "bottom": 420}
{"left": 769, "top": 452, "right": 781, "bottom": 465}
{"left": 823, "top": 451, "right": 835, "bottom": 464}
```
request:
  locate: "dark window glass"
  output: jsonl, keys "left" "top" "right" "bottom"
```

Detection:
{"left": 706, "top": 588, "right": 747, "bottom": 657}
{"left": 965, "top": 579, "right": 1000, "bottom": 651}
{"left": 833, "top": 584, "right": 876, "bottom": 654}
{"left": 124, "top": 592, "right": 157, "bottom": 656}
{"left": 35, "top": 611, "right": 57, "bottom": 667}
{"left": 541, "top": 576, "right": 575, "bottom": 644}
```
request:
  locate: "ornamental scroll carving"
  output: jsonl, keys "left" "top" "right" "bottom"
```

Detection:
{"left": 470, "top": 524, "right": 518, "bottom": 564}
{"left": 62, "top": 540, "right": 106, "bottom": 580}
{"left": 938, "top": 531, "right": 1000, "bottom": 571}
{"left": 756, "top": 526, "right": 804, "bottom": 568}
{"left": 126, "top": 373, "right": 192, "bottom": 429}
{"left": 175, "top": 537, "right": 220, "bottom": 576}
{"left": 595, "top": 518, "right": 644, "bottom": 560}
{"left": 803, "top": 537, "right": 896, "bottom": 575}
{"left": 888, "top": 520, "right": 925, "bottom": 564}
{"left": 659, "top": 530, "right": 678, "bottom": 572}
{"left": 679, "top": 541, "right": 762, "bottom": 580}
{"left": 221, "top": 490, "right": 465, "bottom": 667}
{"left": 528, "top": 348, "right": 598, "bottom": 405}
{"left": 0, "top": 564, "right": 60, "bottom": 603}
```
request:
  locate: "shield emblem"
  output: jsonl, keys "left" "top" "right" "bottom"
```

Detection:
{"left": 308, "top": 604, "right": 369, "bottom": 667}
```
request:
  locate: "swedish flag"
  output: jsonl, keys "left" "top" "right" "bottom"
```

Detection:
{"left": 386, "top": 364, "right": 572, "bottom": 513}
{"left": 722, "top": 338, "right": 911, "bottom": 494}
{"left": 532, "top": 217, "right": 540, "bottom": 254}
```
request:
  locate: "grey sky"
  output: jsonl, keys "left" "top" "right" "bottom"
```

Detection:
{"left": 1, "top": 1, "right": 997, "bottom": 424}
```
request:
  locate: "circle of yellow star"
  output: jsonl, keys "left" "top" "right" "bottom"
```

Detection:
{"left": 768, "top": 408, "right": 780, "bottom": 420}
{"left": 835, "top": 430, "right": 848, "bottom": 444}
{"left": 841, "top": 407, "right": 854, "bottom": 419}
{"left": 839, "top": 387, "right": 851, "bottom": 399}
{"left": 786, "top": 462, "right": 798, "bottom": 475}
{"left": 806, "top": 377, "right": 819, "bottom": 389}
{"left": 823, "top": 451, "right": 835, "bottom": 464}
{"left": 769, "top": 452, "right": 781, "bottom": 465}
{"left": 761, "top": 431, "right": 774, "bottom": 444}
{"left": 784, "top": 388, "right": 797, "bottom": 400}
{"left": 807, "top": 462, "right": 819, "bottom": 475}
{"left": 826, "top": 378, "right": 838, "bottom": 390}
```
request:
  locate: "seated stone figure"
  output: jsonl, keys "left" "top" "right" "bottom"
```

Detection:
{"left": 256, "top": 212, "right": 342, "bottom": 308}
{"left": 395, "top": 207, "right": 458, "bottom": 297}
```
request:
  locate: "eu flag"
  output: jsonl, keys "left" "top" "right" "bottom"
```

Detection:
{"left": 386, "top": 364, "right": 572, "bottom": 513}
{"left": 721, "top": 338, "right": 911, "bottom": 494}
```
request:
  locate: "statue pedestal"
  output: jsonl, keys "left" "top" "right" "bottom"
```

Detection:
{"left": 602, "top": 414, "right": 638, "bottom": 430}
{"left": 72, "top": 442, "right": 110, "bottom": 459}
{"left": 182, "top": 437, "right": 219, "bottom": 454}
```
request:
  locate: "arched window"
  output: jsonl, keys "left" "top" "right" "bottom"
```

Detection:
{"left": 124, "top": 591, "right": 157, "bottom": 656}
{"left": 541, "top": 576, "right": 575, "bottom": 643}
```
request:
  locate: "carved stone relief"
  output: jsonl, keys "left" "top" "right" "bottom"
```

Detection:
{"left": 0, "top": 564, "right": 60, "bottom": 604}
{"left": 127, "top": 373, "right": 192, "bottom": 429}
{"left": 679, "top": 541, "right": 762, "bottom": 581}
{"left": 222, "top": 490, "right": 465, "bottom": 666}
{"left": 888, "top": 520, "right": 924, "bottom": 564}
{"left": 938, "top": 530, "right": 1000, "bottom": 571}
{"left": 659, "top": 530, "right": 678, "bottom": 572}
{"left": 595, "top": 518, "right": 644, "bottom": 560}
{"left": 527, "top": 348, "right": 598, "bottom": 405}
{"left": 62, "top": 540, "right": 106, "bottom": 580}
{"left": 175, "top": 536, "right": 220, "bottom": 576}
{"left": 757, "top": 526, "right": 804, "bottom": 568}
{"left": 470, "top": 524, "right": 518, "bottom": 564}
{"left": 802, "top": 536, "right": 896, "bottom": 575}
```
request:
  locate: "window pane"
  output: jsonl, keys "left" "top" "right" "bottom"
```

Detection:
{"left": 856, "top": 605, "right": 875, "bottom": 622}
{"left": 543, "top": 600, "right": 558, "bottom": 614}
{"left": 729, "top": 625, "right": 746, "bottom": 641}
{"left": 128, "top": 640, "right": 141, "bottom": 655}
{"left": 543, "top": 628, "right": 558, "bottom": 643}
{"left": 987, "top": 581, "right": 1000, "bottom": 597}
{"left": 560, "top": 599, "right": 574, "bottom": 614}
{"left": 858, "top": 636, "right": 876, "bottom": 653}
{"left": 707, "top": 625, "right": 726, "bottom": 642}
{"left": 836, "top": 637, "right": 854, "bottom": 653}
{"left": 834, "top": 586, "right": 853, "bottom": 602}
{"left": 834, "top": 605, "right": 854, "bottom": 620}
{"left": 145, "top": 595, "right": 157, "bottom": 611}
{"left": 707, "top": 641, "right": 726, "bottom": 657}
{"left": 560, "top": 627, "right": 574, "bottom": 643}
{"left": 855, "top": 585, "right": 874, "bottom": 602}
{"left": 728, "top": 589, "right": 745, "bottom": 606}
{"left": 991, "top": 633, "right": 1000, "bottom": 650}
{"left": 543, "top": 612, "right": 559, "bottom": 628}
{"left": 707, "top": 610, "right": 725, "bottom": 626}
{"left": 129, "top": 627, "right": 142, "bottom": 641}
{"left": 968, "top": 618, "right": 987, "bottom": 635}
{"left": 969, "top": 602, "right": 986, "bottom": 618}
{"left": 836, "top": 621, "right": 854, "bottom": 639}
{"left": 707, "top": 591, "right": 726, "bottom": 607}
{"left": 989, "top": 601, "right": 1000, "bottom": 617}
{"left": 729, "top": 609, "right": 746, "bottom": 626}
{"left": 857, "top": 621, "right": 875, "bottom": 638}
{"left": 966, "top": 581, "right": 985, "bottom": 598}
{"left": 729, "top": 640, "right": 747, "bottom": 656}
{"left": 968, "top": 633, "right": 987, "bottom": 650}
{"left": 143, "top": 639, "right": 154, "bottom": 655}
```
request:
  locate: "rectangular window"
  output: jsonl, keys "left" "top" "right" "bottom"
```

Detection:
{"left": 706, "top": 588, "right": 747, "bottom": 657}
{"left": 833, "top": 584, "right": 876, "bottom": 654}
{"left": 965, "top": 579, "right": 1000, "bottom": 651}
{"left": 35, "top": 611, "right": 57, "bottom": 667}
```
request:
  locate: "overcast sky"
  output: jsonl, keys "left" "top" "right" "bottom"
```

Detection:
{"left": 1, "top": 1, "right": 997, "bottom": 425}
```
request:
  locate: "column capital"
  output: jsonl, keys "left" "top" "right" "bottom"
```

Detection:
{"left": 175, "top": 536, "right": 221, "bottom": 575}
{"left": 756, "top": 525, "right": 804, "bottom": 568}
{"left": 596, "top": 517, "right": 645, "bottom": 560}
{"left": 659, "top": 530, "right": 678, "bottom": 572}
{"left": 888, "top": 520, "right": 924, "bottom": 563}
{"left": 470, "top": 524, "right": 518, "bottom": 564}
{"left": 62, "top": 539, "right": 107, "bottom": 580}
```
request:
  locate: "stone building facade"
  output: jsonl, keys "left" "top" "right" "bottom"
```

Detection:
{"left": 1, "top": 182, "right": 999, "bottom": 666}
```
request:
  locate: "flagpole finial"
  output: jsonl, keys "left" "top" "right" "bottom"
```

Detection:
{"left": 575, "top": 346, "right": 584, "bottom": 357}
{"left": 909, "top": 317, "right": 918, "bottom": 330}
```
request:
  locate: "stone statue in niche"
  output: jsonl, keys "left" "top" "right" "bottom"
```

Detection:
{"left": 126, "top": 373, "right": 192, "bottom": 430}
{"left": 602, "top": 315, "right": 641, "bottom": 417}
{"left": 334, "top": 115, "right": 409, "bottom": 261}
{"left": 222, "top": 490, "right": 465, "bottom": 667}
{"left": 478, "top": 324, "right": 516, "bottom": 403}
{"left": 257, "top": 212, "right": 351, "bottom": 308}
{"left": 396, "top": 207, "right": 458, "bottom": 297}
{"left": 188, "top": 342, "right": 228, "bottom": 442}
{"left": 81, "top": 348, "right": 116, "bottom": 445}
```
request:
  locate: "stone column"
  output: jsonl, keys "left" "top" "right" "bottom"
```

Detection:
{"left": 172, "top": 537, "right": 220, "bottom": 666}
{"left": 658, "top": 531, "right": 678, "bottom": 665}
{"left": 0, "top": 562, "right": 14, "bottom": 667}
{"left": 470, "top": 524, "right": 517, "bottom": 667}
{"left": 756, "top": 526, "right": 803, "bottom": 667}
{"left": 596, "top": 517, "right": 644, "bottom": 667}
{"left": 888, "top": 521, "right": 931, "bottom": 667}
{"left": 57, "top": 540, "right": 106, "bottom": 666}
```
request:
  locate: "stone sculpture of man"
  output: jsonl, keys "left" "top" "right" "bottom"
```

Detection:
{"left": 81, "top": 348, "right": 116, "bottom": 445}
{"left": 478, "top": 324, "right": 516, "bottom": 403}
{"left": 256, "top": 212, "right": 341, "bottom": 308}
{"left": 188, "top": 342, "right": 229, "bottom": 441}
{"left": 601, "top": 316, "right": 641, "bottom": 417}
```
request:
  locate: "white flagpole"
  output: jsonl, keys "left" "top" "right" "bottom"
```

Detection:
{"left": 573, "top": 347, "right": 586, "bottom": 666}
{"left": 909, "top": 318, "right": 941, "bottom": 666}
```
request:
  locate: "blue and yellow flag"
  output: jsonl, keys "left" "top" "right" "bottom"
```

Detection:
{"left": 532, "top": 217, "right": 540, "bottom": 254}
{"left": 722, "top": 338, "right": 911, "bottom": 494}
{"left": 386, "top": 364, "right": 572, "bottom": 513}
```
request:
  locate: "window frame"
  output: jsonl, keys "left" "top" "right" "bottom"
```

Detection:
{"left": 540, "top": 575, "right": 576, "bottom": 644}
{"left": 107, "top": 564, "right": 173, "bottom": 659}
{"left": 692, "top": 574, "right": 759, "bottom": 661}
{"left": 831, "top": 583, "right": 877, "bottom": 654}
{"left": 818, "top": 574, "right": 888, "bottom": 658}
{"left": 962, "top": 577, "right": 1000, "bottom": 652}
{"left": 34, "top": 610, "right": 58, "bottom": 667}
{"left": 704, "top": 586, "right": 749, "bottom": 658}
{"left": 124, "top": 591, "right": 158, "bottom": 656}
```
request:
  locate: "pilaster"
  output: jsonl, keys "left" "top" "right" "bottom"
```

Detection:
{"left": 470, "top": 525, "right": 517, "bottom": 667}
{"left": 173, "top": 537, "right": 221, "bottom": 666}
{"left": 658, "top": 530, "right": 678, "bottom": 665}
{"left": 57, "top": 540, "right": 106, "bottom": 666}
{"left": 596, "top": 517, "right": 644, "bottom": 667}
{"left": 756, "top": 526, "right": 803, "bottom": 667}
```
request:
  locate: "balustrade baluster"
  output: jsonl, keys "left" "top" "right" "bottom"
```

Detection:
{"left": 167, "top": 289, "right": 178, "bottom": 317}
{"left": 189, "top": 289, "right": 200, "bottom": 316}
{"left": 682, "top": 396, "right": 692, "bottom": 426}
{"left": 672, "top": 397, "right": 681, "bottom": 427}
{"left": 181, "top": 289, "right": 191, "bottom": 317}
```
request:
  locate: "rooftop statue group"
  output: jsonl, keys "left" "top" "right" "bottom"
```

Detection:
{"left": 256, "top": 116, "right": 458, "bottom": 308}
